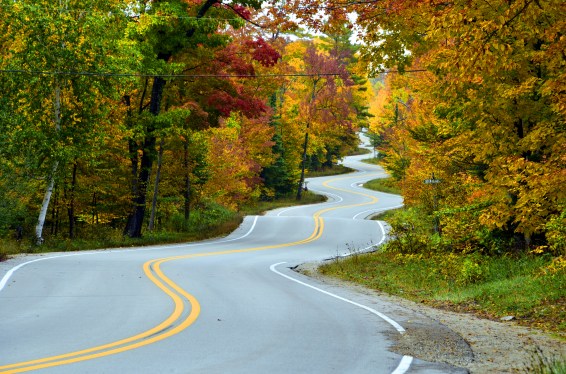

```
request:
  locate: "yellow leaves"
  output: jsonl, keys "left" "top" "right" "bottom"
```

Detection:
{"left": 538, "top": 256, "right": 566, "bottom": 276}
{"left": 202, "top": 113, "right": 275, "bottom": 210}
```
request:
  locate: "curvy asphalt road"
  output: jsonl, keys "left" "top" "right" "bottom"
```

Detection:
{"left": 0, "top": 137, "right": 465, "bottom": 373}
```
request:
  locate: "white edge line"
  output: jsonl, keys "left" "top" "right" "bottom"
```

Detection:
{"left": 270, "top": 262, "right": 405, "bottom": 333}
{"left": 352, "top": 204, "right": 404, "bottom": 220}
{"left": 349, "top": 177, "right": 378, "bottom": 189}
{"left": 336, "top": 221, "right": 385, "bottom": 258}
{"left": 0, "top": 216, "right": 260, "bottom": 293}
{"left": 276, "top": 190, "right": 343, "bottom": 217}
{"left": 391, "top": 356, "right": 414, "bottom": 374}
{"left": 376, "top": 220, "right": 387, "bottom": 246}
{"left": 269, "top": 262, "right": 412, "bottom": 374}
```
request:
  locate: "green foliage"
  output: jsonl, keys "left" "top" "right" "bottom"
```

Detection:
{"left": 524, "top": 348, "right": 566, "bottom": 374}
{"left": 261, "top": 133, "right": 296, "bottom": 198}
{"left": 382, "top": 204, "right": 552, "bottom": 255}
{"left": 545, "top": 208, "right": 566, "bottom": 256}
{"left": 458, "top": 256, "right": 485, "bottom": 286}
{"left": 383, "top": 206, "right": 440, "bottom": 253}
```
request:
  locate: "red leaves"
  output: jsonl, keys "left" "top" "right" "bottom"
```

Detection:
{"left": 207, "top": 90, "right": 268, "bottom": 118}
{"left": 231, "top": 4, "right": 252, "bottom": 20}
{"left": 245, "top": 37, "right": 281, "bottom": 67}
{"left": 203, "top": 37, "right": 278, "bottom": 118}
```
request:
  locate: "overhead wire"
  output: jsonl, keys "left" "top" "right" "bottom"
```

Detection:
{"left": 0, "top": 69, "right": 426, "bottom": 79}
{"left": 0, "top": 69, "right": 349, "bottom": 78}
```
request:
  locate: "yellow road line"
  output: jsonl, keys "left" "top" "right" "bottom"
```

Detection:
{"left": 0, "top": 173, "right": 379, "bottom": 373}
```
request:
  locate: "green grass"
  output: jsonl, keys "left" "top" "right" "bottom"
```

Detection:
{"left": 370, "top": 208, "right": 403, "bottom": 221}
{"left": 0, "top": 191, "right": 326, "bottom": 260}
{"left": 307, "top": 164, "right": 355, "bottom": 177}
{"left": 240, "top": 191, "right": 326, "bottom": 216}
{"left": 362, "top": 177, "right": 402, "bottom": 195}
{"left": 348, "top": 147, "right": 372, "bottom": 156}
{"left": 524, "top": 348, "right": 566, "bottom": 374}
{"left": 319, "top": 251, "right": 566, "bottom": 335}
{"left": 361, "top": 157, "right": 381, "bottom": 165}
{"left": 1, "top": 214, "right": 245, "bottom": 256}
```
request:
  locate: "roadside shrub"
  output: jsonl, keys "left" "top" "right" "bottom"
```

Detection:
{"left": 458, "top": 257, "right": 485, "bottom": 285}
{"left": 168, "top": 213, "right": 187, "bottom": 232}
{"left": 383, "top": 206, "right": 445, "bottom": 253}
{"left": 545, "top": 209, "right": 566, "bottom": 256}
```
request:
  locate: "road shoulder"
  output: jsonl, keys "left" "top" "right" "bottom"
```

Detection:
{"left": 295, "top": 262, "right": 565, "bottom": 374}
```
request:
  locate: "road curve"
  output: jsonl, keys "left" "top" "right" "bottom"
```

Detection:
{"left": 0, "top": 137, "right": 464, "bottom": 373}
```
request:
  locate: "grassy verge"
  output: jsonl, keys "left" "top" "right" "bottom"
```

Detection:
{"left": 307, "top": 164, "right": 354, "bottom": 178}
{"left": 349, "top": 147, "right": 372, "bottom": 156}
{"left": 0, "top": 213, "right": 244, "bottom": 257}
{"left": 0, "top": 191, "right": 326, "bottom": 260}
{"left": 240, "top": 191, "right": 325, "bottom": 216}
{"left": 363, "top": 177, "right": 402, "bottom": 195}
{"left": 361, "top": 157, "right": 381, "bottom": 165}
{"left": 320, "top": 175, "right": 565, "bottom": 336}
{"left": 319, "top": 250, "right": 565, "bottom": 335}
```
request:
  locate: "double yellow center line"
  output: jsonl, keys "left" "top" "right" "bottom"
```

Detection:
{"left": 0, "top": 174, "right": 379, "bottom": 373}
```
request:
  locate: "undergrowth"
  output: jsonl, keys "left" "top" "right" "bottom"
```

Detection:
{"left": 0, "top": 191, "right": 326, "bottom": 260}
{"left": 307, "top": 164, "right": 354, "bottom": 178}
{"left": 363, "top": 177, "right": 402, "bottom": 195}
{"left": 320, "top": 250, "right": 565, "bottom": 334}
{"left": 524, "top": 348, "right": 566, "bottom": 374}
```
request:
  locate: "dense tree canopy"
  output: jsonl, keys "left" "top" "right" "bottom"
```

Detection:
{"left": 0, "top": 0, "right": 563, "bottom": 255}
{"left": 355, "top": 0, "right": 565, "bottom": 253}
{"left": 0, "top": 0, "right": 365, "bottom": 243}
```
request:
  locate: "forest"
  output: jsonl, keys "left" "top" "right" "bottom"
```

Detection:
{"left": 0, "top": 0, "right": 564, "bottom": 258}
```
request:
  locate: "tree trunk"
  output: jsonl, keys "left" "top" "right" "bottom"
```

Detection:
{"left": 91, "top": 191, "right": 98, "bottom": 225}
{"left": 296, "top": 80, "right": 318, "bottom": 200}
{"left": 67, "top": 162, "right": 77, "bottom": 239}
{"left": 296, "top": 126, "right": 309, "bottom": 200}
{"left": 148, "top": 138, "right": 164, "bottom": 231}
{"left": 36, "top": 80, "right": 62, "bottom": 245}
{"left": 184, "top": 139, "right": 191, "bottom": 221}
{"left": 50, "top": 186, "right": 59, "bottom": 236}
{"left": 123, "top": 0, "right": 218, "bottom": 237}
{"left": 124, "top": 76, "right": 167, "bottom": 238}
{"left": 36, "top": 162, "right": 58, "bottom": 244}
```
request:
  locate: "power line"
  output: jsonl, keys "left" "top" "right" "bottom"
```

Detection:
{"left": 0, "top": 69, "right": 346, "bottom": 79}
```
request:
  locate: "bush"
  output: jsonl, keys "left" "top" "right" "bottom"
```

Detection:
{"left": 545, "top": 209, "right": 566, "bottom": 256}
{"left": 384, "top": 206, "right": 441, "bottom": 253}
{"left": 458, "top": 256, "right": 485, "bottom": 285}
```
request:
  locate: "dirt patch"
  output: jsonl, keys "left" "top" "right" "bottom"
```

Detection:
{"left": 295, "top": 262, "right": 565, "bottom": 373}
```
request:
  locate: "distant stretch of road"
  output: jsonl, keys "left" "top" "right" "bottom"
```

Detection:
{"left": 0, "top": 136, "right": 463, "bottom": 373}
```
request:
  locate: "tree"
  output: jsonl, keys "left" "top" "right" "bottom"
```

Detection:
{"left": 203, "top": 112, "right": 275, "bottom": 209}
{"left": 0, "top": 0, "right": 133, "bottom": 243}
{"left": 122, "top": 0, "right": 280, "bottom": 237}
{"left": 277, "top": 40, "right": 356, "bottom": 199}
{"left": 355, "top": 0, "right": 565, "bottom": 252}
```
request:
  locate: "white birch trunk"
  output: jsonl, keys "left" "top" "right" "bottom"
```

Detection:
{"left": 35, "top": 80, "right": 62, "bottom": 245}
{"left": 35, "top": 162, "right": 58, "bottom": 244}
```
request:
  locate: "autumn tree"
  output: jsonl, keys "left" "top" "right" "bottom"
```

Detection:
{"left": 122, "top": 0, "right": 281, "bottom": 237}
{"left": 145, "top": 33, "right": 280, "bottom": 222}
{"left": 352, "top": 0, "right": 565, "bottom": 252}
{"left": 277, "top": 39, "right": 357, "bottom": 199}
{"left": 0, "top": 0, "right": 134, "bottom": 243}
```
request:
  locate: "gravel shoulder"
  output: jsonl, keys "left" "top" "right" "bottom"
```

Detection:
{"left": 296, "top": 262, "right": 565, "bottom": 374}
